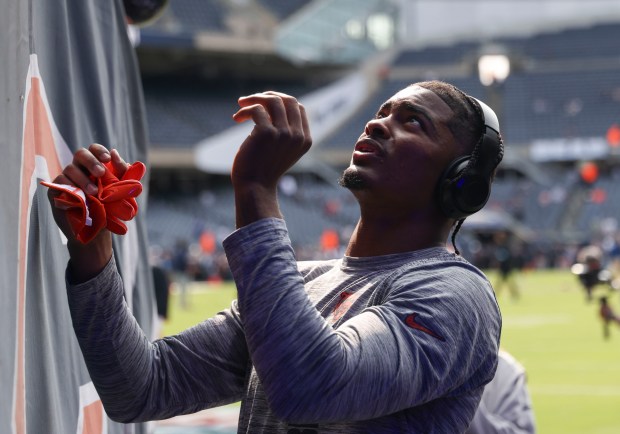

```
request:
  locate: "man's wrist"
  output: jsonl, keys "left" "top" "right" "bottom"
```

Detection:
{"left": 67, "top": 230, "right": 113, "bottom": 283}
{"left": 233, "top": 183, "right": 281, "bottom": 228}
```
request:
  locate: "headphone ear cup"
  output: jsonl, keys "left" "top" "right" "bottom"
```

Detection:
{"left": 457, "top": 176, "right": 491, "bottom": 214}
{"left": 438, "top": 157, "right": 470, "bottom": 219}
{"left": 437, "top": 156, "right": 491, "bottom": 219}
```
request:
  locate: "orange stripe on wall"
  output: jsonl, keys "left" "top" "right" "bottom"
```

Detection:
{"left": 15, "top": 75, "right": 64, "bottom": 434}
{"left": 82, "top": 401, "right": 104, "bottom": 434}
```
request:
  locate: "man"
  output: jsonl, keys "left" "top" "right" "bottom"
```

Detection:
{"left": 572, "top": 244, "right": 605, "bottom": 302}
{"left": 599, "top": 296, "right": 620, "bottom": 339}
{"left": 48, "top": 81, "right": 502, "bottom": 433}
{"left": 492, "top": 231, "right": 521, "bottom": 301}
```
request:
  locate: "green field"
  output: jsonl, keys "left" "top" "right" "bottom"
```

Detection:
{"left": 162, "top": 269, "right": 620, "bottom": 433}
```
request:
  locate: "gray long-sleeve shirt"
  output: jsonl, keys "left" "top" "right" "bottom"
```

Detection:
{"left": 67, "top": 218, "right": 501, "bottom": 433}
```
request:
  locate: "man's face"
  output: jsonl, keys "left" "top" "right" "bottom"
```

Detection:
{"left": 340, "top": 85, "right": 460, "bottom": 214}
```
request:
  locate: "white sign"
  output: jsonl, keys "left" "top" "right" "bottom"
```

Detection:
{"left": 529, "top": 137, "right": 608, "bottom": 162}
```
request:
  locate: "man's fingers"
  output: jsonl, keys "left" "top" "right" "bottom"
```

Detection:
{"left": 233, "top": 104, "right": 273, "bottom": 126}
{"left": 89, "top": 143, "right": 111, "bottom": 163}
{"left": 63, "top": 163, "right": 99, "bottom": 195}
{"left": 299, "top": 105, "right": 312, "bottom": 150}
{"left": 235, "top": 92, "right": 309, "bottom": 147}
{"left": 110, "top": 149, "right": 129, "bottom": 177}
{"left": 56, "top": 146, "right": 132, "bottom": 196}
{"left": 262, "top": 92, "right": 311, "bottom": 149}
{"left": 74, "top": 147, "right": 106, "bottom": 178}
{"left": 264, "top": 92, "right": 304, "bottom": 133}
{"left": 237, "top": 93, "right": 290, "bottom": 129}
{"left": 46, "top": 174, "right": 70, "bottom": 200}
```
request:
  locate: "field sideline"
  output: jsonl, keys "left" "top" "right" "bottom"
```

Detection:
{"left": 162, "top": 268, "right": 620, "bottom": 433}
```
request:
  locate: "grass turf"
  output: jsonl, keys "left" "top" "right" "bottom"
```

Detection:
{"left": 162, "top": 269, "right": 620, "bottom": 433}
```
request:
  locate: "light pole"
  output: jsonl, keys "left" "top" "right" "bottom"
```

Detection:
{"left": 478, "top": 54, "right": 510, "bottom": 123}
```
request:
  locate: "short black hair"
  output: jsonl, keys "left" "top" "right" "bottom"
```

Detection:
{"left": 415, "top": 80, "right": 484, "bottom": 155}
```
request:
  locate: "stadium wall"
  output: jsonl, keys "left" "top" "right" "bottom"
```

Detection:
{"left": 1, "top": 1, "right": 154, "bottom": 433}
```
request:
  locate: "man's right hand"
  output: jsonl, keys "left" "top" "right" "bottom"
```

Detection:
{"left": 47, "top": 144, "right": 128, "bottom": 282}
{"left": 230, "top": 91, "right": 312, "bottom": 228}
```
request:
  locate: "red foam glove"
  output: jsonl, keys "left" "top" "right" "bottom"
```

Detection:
{"left": 42, "top": 160, "right": 146, "bottom": 244}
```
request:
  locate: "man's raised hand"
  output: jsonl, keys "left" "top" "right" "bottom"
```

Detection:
{"left": 231, "top": 91, "right": 312, "bottom": 190}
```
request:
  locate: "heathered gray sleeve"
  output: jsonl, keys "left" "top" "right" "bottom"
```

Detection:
{"left": 224, "top": 218, "right": 500, "bottom": 425}
{"left": 66, "top": 256, "right": 249, "bottom": 422}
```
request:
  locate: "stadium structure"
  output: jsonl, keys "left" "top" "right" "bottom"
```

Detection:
{"left": 134, "top": 0, "right": 620, "bottom": 275}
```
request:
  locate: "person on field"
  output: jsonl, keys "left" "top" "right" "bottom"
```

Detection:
{"left": 47, "top": 80, "right": 502, "bottom": 433}
{"left": 599, "top": 296, "right": 620, "bottom": 339}
{"left": 492, "top": 230, "right": 522, "bottom": 301}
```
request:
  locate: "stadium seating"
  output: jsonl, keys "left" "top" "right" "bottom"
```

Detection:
{"left": 573, "top": 174, "right": 620, "bottom": 233}
{"left": 499, "top": 22, "right": 620, "bottom": 61}
{"left": 392, "top": 41, "right": 480, "bottom": 67}
{"left": 138, "top": 9, "right": 620, "bottom": 266}
{"left": 393, "top": 22, "right": 620, "bottom": 66}
{"left": 144, "top": 77, "right": 321, "bottom": 147}
{"left": 146, "top": 178, "right": 361, "bottom": 256}
{"left": 169, "top": 0, "right": 227, "bottom": 33}
{"left": 502, "top": 69, "right": 620, "bottom": 143}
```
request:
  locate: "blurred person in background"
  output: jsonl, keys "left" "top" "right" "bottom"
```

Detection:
{"left": 171, "top": 238, "right": 191, "bottom": 309}
{"left": 46, "top": 81, "right": 502, "bottom": 433}
{"left": 467, "top": 350, "right": 536, "bottom": 434}
{"left": 151, "top": 264, "right": 170, "bottom": 338}
{"left": 607, "top": 232, "right": 620, "bottom": 290}
{"left": 492, "top": 230, "right": 522, "bottom": 301}
{"left": 598, "top": 296, "right": 620, "bottom": 340}
{"left": 572, "top": 244, "right": 606, "bottom": 302}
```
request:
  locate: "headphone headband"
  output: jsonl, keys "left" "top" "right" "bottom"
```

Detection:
{"left": 472, "top": 97, "right": 500, "bottom": 136}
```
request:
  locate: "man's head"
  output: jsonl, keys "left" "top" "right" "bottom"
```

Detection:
{"left": 340, "top": 80, "right": 500, "bottom": 221}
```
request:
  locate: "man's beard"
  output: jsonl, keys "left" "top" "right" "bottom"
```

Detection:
{"left": 339, "top": 167, "right": 367, "bottom": 190}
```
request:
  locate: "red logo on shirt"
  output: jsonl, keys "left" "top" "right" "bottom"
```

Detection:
{"left": 331, "top": 291, "right": 361, "bottom": 323}
{"left": 405, "top": 313, "right": 445, "bottom": 341}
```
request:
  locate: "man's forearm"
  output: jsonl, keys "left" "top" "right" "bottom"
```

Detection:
{"left": 233, "top": 183, "right": 281, "bottom": 228}
{"left": 67, "top": 230, "right": 113, "bottom": 283}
